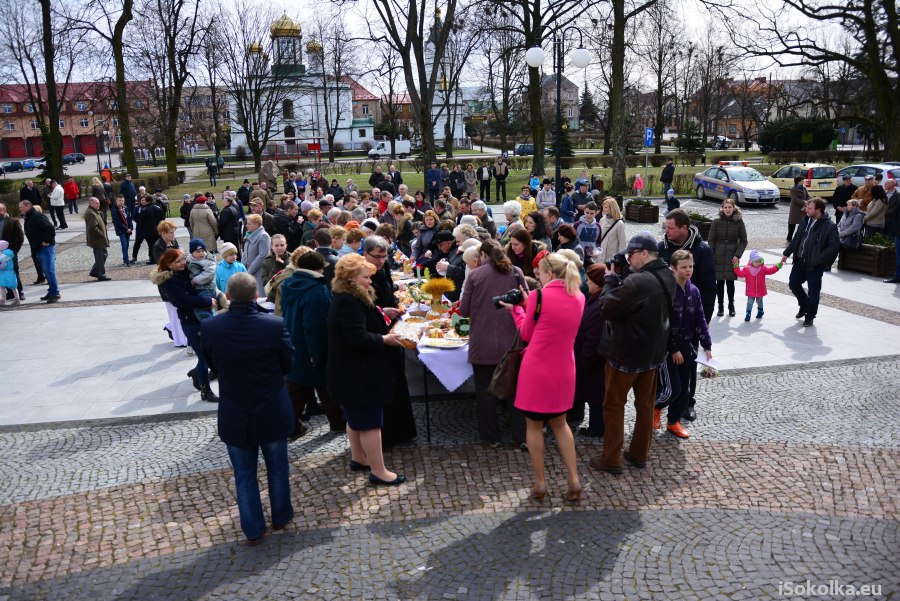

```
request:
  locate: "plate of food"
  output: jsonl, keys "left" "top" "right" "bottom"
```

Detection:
{"left": 420, "top": 338, "right": 467, "bottom": 349}
{"left": 391, "top": 320, "right": 424, "bottom": 350}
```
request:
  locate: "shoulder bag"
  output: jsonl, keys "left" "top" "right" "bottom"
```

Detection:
{"left": 488, "top": 275, "right": 541, "bottom": 401}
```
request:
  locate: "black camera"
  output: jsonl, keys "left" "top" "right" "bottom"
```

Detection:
{"left": 605, "top": 251, "right": 629, "bottom": 274}
{"left": 493, "top": 288, "right": 524, "bottom": 308}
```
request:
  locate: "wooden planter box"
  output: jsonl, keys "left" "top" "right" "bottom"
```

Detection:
{"left": 691, "top": 221, "right": 712, "bottom": 239}
{"left": 625, "top": 203, "right": 660, "bottom": 223}
{"left": 838, "top": 244, "right": 897, "bottom": 277}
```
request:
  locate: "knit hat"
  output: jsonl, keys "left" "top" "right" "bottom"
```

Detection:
{"left": 220, "top": 242, "right": 238, "bottom": 258}
{"left": 361, "top": 219, "right": 379, "bottom": 233}
{"left": 624, "top": 231, "right": 658, "bottom": 254}
{"left": 195, "top": 196, "right": 208, "bottom": 204}
{"left": 586, "top": 263, "right": 607, "bottom": 287}
{"left": 182, "top": 194, "right": 192, "bottom": 201}
{"left": 189, "top": 238, "right": 207, "bottom": 253}
{"left": 749, "top": 249, "right": 764, "bottom": 264}
{"left": 557, "top": 223, "right": 577, "bottom": 240}
{"left": 300, "top": 200, "right": 314, "bottom": 214}
{"left": 435, "top": 230, "right": 454, "bottom": 243}
{"left": 459, "top": 214, "right": 478, "bottom": 226}
{"left": 346, "top": 220, "right": 360, "bottom": 230}
{"left": 296, "top": 251, "right": 327, "bottom": 271}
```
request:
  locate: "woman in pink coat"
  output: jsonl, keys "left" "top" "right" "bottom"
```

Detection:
{"left": 500, "top": 251, "right": 585, "bottom": 503}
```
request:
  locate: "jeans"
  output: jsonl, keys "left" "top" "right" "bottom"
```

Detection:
{"left": 30, "top": 249, "right": 44, "bottom": 281}
{"left": 118, "top": 234, "right": 131, "bottom": 264}
{"left": 662, "top": 181, "right": 672, "bottom": 196}
{"left": 226, "top": 439, "right": 293, "bottom": 540}
{"left": 788, "top": 259, "right": 824, "bottom": 319}
{"left": 35, "top": 245, "right": 59, "bottom": 296}
{"left": 209, "top": 174, "right": 217, "bottom": 187}
{"left": 181, "top": 322, "right": 210, "bottom": 387}
{"left": 746, "top": 297, "right": 765, "bottom": 315}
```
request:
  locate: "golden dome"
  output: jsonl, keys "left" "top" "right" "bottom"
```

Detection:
{"left": 270, "top": 14, "right": 301, "bottom": 38}
{"left": 306, "top": 39, "right": 323, "bottom": 53}
{"left": 247, "top": 42, "right": 263, "bottom": 54}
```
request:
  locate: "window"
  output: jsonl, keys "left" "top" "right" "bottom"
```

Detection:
{"left": 1, "top": 104, "right": 12, "bottom": 114}
{"left": 80, "top": 118, "right": 89, "bottom": 128}
{"left": 75, "top": 101, "right": 87, "bottom": 111}
{"left": 26, "top": 104, "right": 35, "bottom": 113}
{"left": 112, "top": 117, "right": 119, "bottom": 127}
{"left": 133, "top": 100, "right": 144, "bottom": 109}
{"left": 5, "top": 121, "right": 14, "bottom": 131}
{"left": 109, "top": 100, "right": 118, "bottom": 110}
{"left": 282, "top": 99, "right": 294, "bottom": 119}
{"left": 30, "top": 120, "right": 39, "bottom": 130}
{"left": 567, "top": 108, "right": 573, "bottom": 118}
{"left": 362, "top": 104, "right": 369, "bottom": 115}
{"left": 567, "top": 92, "right": 574, "bottom": 101}
{"left": 359, "top": 129, "right": 366, "bottom": 137}
{"left": 59, "top": 120, "right": 65, "bottom": 128}
{"left": 114, "top": 134, "right": 122, "bottom": 143}
{"left": 729, "top": 125, "right": 736, "bottom": 135}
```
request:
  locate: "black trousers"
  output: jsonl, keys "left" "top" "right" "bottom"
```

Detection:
{"left": 787, "top": 223, "right": 797, "bottom": 241}
{"left": 495, "top": 179, "right": 507, "bottom": 202}
{"left": 90, "top": 247, "right": 108, "bottom": 278}
{"left": 716, "top": 279, "right": 735, "bottom": 306}
{"left": 285, "top": 380, "right": 345, "bottom": 432}
{"left": 473, "top": 364, "right": 526, "bottom": 445}
{"left": 52, "top": 206, "right": 67, "bottom": 228}
{"left": 479, "top": 180, "right": 491, "bottom": 201}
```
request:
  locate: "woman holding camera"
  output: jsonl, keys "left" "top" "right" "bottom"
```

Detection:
{"left": 499, "top": 252, "right": 585, "bottom": 503}
{"left": 458, "top": 240, "right": 527, "bottom": 449}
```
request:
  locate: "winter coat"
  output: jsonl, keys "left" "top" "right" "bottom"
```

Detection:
{"left": 412, "top": 224, "right": 438, "bottom": 261}
{"left": 673, "top": 279, "right": 712, "bottom": 351}
{"left": 326, "top": 289, "right": 393, "bottom": 410}
{"left": 19, "top": 185, "right": 41, "bottom": 206}
{"left": 84, "top": 207, "right": 108, "bottom": 249}
{"left": 458, "top": 263, "right": 525, "bottom": 367}
{"left": 449, "top": 170, "right": 466, "bottom": 195}
{"left": 573, "top": 291, "right": 606, "bottom": 407}
{"left": 137, "top": 203, "right": 165, "bottom": 239}
{"left": 788, "top": 184, "right": 809, "bottom": 225}
{"left": 443, "top": 247, "right": 467, "bottom": 302}
{"left": 425, "top": 167, "right": 441, "bottom": 191}
{"left": 326, "top": 184, "right": 344, "bottom": 201}
{"left": 886, "top": 191, "right": 900, "bottom": 231}
{"left": 261, "top": 251, "right": 290, "bottom": 288}
{"left": 281, "top": 270, "right": 332, "bottom": 386}
{"left": 559, "top": 194, "right": 575, "bottom": 224}
{"left": 1, "top": 215, "right": 24, "bottom": 254}
{"left": 733, "top": 263, "right": 780, "bottom": 298}
{"left": 243, "top": 226, "right": 271, "bottom": 295}
{"left": 598, "top": 258, "right": 676, "bottom": 371}
{"left": 536, "top": 188, "right": 556, "bottom": 210}
{"left": 707, "top": 209, "right": 748, "bottom": 280}
{"left": 512, "top": 280, "right": 585, "bottom": 414}
{"left": 154, "top": 268, "right": 213, "bottom": 326}
{"left": 837, "top": 207, "right": 864, "bottom": 243}
{"left": 218, "top": 204, "right": 243, "bottom": 246}
{"left": 215, "top": 259, "right": 247, "bottom": 293}
{"left": 864, "top": 197, "right": 886, "bottom": 227}
{"left": 558, "top": 237, "right": 585, "bottom": 262}
{"left": 119, "top": 180, "right": 137, "bottom": 205}
{"left": 91, "top": 184, "right": 109, "bottom": 210}
{"left": 783, "top": 214, "right": 840, "bottom": 271}
{"left": 464, "top": 169, "right": 477, "bottom": 194}
{"left": 63, "top": 180, "right": 80, "bottom": 201}
{"left": 152, "top": 238, "right": 179, "bottom": 265}
{"left": 658, "top": 226, "right": 716, "bottom": 322}
{"left": 110, "top": 205, "right": 132, "bottom": 237}
{"left": 515, "top": 195, "right": 537, "bottom": 215}
{"left": 201, "top": 303, "right": 295, "bottom": 448}
{"left": 189, "top": 203, "right": 218, "bottom": 252}
{"left": 851, "top": 185, "right": 874, "bottom": 211}
{"left": 594, "top": 216, "right": 626, "bottom": 265}
{"left": 49, "top": 186, "right": 65, "bottom": 207}
{"left": 22, "top": 208, "right": 55, "bottom": 248}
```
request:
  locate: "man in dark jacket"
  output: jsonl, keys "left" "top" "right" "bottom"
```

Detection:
{"left": 830, "top": 174, "right": 857, "bottom": 225}
{"left": 135, "top": 196, "right": 165, "bottom": 265}
{"left": 476, "top": 159, "right": 493, "bottom": 201}
{"left": 201, "top": 272, "right": 296, "bottom": 545}
{"left": 781, "top": 197, "right": 840, "bottom": 327}
{"left": 590, "top": 232, "right": 675, "bottom": 475}
{"left": 312, "top": 227, "right": 339, "bottom": 284}
{"left": 218, "top": 196, "right": 244, "bottom": 256}
{"left": 274, "top": 201, "right": 303, "bottom": 251}
{"left": 368, "top": 166, "right": 386, "bottom": 188}
{"left": 19, "top": 200, "right": 60, "bottom": 302}
{"left": 658, "top": 209, "right": 716, "bottom": 322}
{"left": 659, "top": 158, "right": 676, "bottom": 196}
{"left": 84, "top": 197, "right": 110, "bottom": 281}
{"left": 119, "top": 174, "right": 137, "bottom": 214}
{"left": 0, "top": 202, "right": 25, "bottom": 299}
{"left": 425, "top": 162, "right": 442, "bottom": 203}
{"left": 19, "top": 180, "right": 42, "bottom": 206}
{"left": 570, "top": 181, "right": 592, "bottom": 215}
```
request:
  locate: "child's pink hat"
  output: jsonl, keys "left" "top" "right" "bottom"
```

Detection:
{"left": 749, "top": 249, "right": 764, "bottom": 264}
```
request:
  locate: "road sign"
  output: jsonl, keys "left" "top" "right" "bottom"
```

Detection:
{"left": 644, "top": 128, "right": 654, "bottom": 148}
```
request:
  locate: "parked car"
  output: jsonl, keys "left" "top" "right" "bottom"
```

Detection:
{"left": 836, "top": 163, "right": 900, "bottom": 188}
{"left": 694, "top": 161, "right": 779, "bottom": 205}
{"left": 514, "top": 143, "right": 553, "bottom": 156}
{"left": 2, "top": 161, "right": 24, "bottom": 173}
{"left": 768, "top": 163, "right": 838, "bottom": 199}
{"left": 36, "top": 157, "right": 48, "bottom": 169}
{"left": 63, "top": 153, "right": 86, "bottom": 165}
{"left": 21, "top": 159, "right": 36, "bottom": 170}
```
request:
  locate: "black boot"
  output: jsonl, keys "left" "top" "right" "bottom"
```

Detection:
{"left": 187, "top": 369, "right": 200, "bottom": 391}
{"left": 208, "top": 369, "right": 217, "bottom": 381}
{"left": 200, "top": 385, "right": 218, "bottom": 403}
{"left": 717, "top": 302, "right": 725, "bottom": 317}
{"left": 728, "top": 301, "right": 736, "bottom": 317}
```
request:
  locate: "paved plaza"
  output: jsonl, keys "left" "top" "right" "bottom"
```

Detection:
{"left": 0, "top": 197, "right": 897, "bottom": 600}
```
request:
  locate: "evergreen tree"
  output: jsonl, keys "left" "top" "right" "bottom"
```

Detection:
{"left": 675, "top": 121, "right": 704, "bottom": 153}
{"left": 557, "top": 127, "right": 575, "bottom": 157}
{"left": 580, "top": 87, "right": 600, "bottom": 128}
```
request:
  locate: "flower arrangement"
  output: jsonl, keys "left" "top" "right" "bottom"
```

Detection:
{"left": 419, "top": 277, "right": 456, "bottom": 299}
{"left": 699, "top": 366, "right": 718, "bottom": 379}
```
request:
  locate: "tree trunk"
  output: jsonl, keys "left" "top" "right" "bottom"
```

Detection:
{"left": 112, "top": 0, "right": 137, "bottom": 176}
{"left": 164, "top": 105, "right": 179, "bottom": 179}
{"left": 416, "top": 102, "right": 436, "bottom": 163}
{"left": 527, "top": 65, "right": 545, "bottom": 175}
{"left": 39, "top": 0, "right": 63, "bottom": 183}
{"left": 609, "top": 0, "right": 627, "bottom": 193}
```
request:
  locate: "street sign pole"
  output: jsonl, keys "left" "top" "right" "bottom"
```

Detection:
{"left": 644, "top": 128, "right": 654, "bottom": 194}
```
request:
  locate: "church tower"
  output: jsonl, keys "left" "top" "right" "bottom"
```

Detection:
{"left": 270, "top": 14, "right": 303, "bottom": 77}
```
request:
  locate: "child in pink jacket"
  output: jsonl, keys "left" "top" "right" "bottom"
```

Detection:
{"left": 732, "top": 249, "right": 783, "bottom": 321}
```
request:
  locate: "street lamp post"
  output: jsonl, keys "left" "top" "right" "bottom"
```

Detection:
{"left": 525, "top": 31, "right": 591, "bottom": 205}
{"left": 89, "top": 111, "right": 102, "bottom": 172}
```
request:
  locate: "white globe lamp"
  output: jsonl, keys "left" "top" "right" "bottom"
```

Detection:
{"left": 524, "top": 46, "right": 545, "bottom": 68}
{"left": 570, "top": 47, "right": 591, "bottom": 68}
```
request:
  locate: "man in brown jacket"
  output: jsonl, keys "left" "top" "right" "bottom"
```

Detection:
{"left": 85, "top": 197, "right": 110, "bottom": 281}
{"left": 851, "top": 175, "right": 874, "bottom": 210}
{"left": 0, "top": 202, "right": 25, "bottom": 299}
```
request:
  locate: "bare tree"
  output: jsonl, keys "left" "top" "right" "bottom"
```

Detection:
{"left": 435, "top": 11, "right": 478, "bottom": 157}
{"left": 309, "top": 10, "right": 358, "bottom": 163}
{"left": 741, "top": 0, "right": 898, "bottom": 157}
{"left": 130, "top": 0, "right": 202, "bottom": 179}
{"left": 479, "top": 23, "right": 527, "bottom": 153}
{"left": 637, "top": 0, "right": 680, "bottom": 153}
{"left": 367, "top": 43, "right": 409, "bottom": 159}
{"left": 213, "top": 0, "right": 298, "bottom": 171}
{"left": 69, "top": 0, "right": 138, "bottom": 176}
{"left": 196, "top": 21, "right": 230, "bottom": 160}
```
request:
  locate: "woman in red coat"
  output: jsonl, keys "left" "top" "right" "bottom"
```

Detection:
{"left": 499, "top": 251, "right": 585, "bottom": 503}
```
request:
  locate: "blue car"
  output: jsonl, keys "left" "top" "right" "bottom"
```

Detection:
{"left": 22, "top": 159, "right": 36, "bottom": 170}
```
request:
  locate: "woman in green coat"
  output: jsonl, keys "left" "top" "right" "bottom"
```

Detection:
{"left": 708, "top": 198, "right": 748, "bottom": 317}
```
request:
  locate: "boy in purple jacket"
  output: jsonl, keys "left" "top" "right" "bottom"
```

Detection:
{"left": 654, "top": 249, "right": 713, "bottom": 439}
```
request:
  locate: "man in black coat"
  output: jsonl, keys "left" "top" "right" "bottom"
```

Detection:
{"left": 19, "top": 200, "right": 60, "bottom": 302}
{"left": 781, "top": 197, "right": 840, "bottom": 327}
{"left": 659, "top": 158, "right": 676, "bottom": 196}
{"left": 830, "top": 174, "right": 857, "bottom": 225}
{"left": 312, "top": 227, "right": 339, "bottom": 285}
{"left": 218, "top": 196, "right": 244, "bottom": 256}
{"left": 274, "top": 201, "right": 303, "bottom": 251}
{"left": 201, "top": 272, "right": 296, "bottom": 545}
{"left": 19, "top": 180, "right": 42, "bottom": 206}
{"left": 135, "top": 196, "right": 165, "bottom": 265}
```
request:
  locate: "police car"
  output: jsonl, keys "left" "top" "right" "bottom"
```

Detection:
{"left": 693, "top": 162, "right": 780, "bottom": 205}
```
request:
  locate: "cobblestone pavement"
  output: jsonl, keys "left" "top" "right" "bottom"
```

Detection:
{"left": 1, "top": 358, "right": 897, "bottom": 599}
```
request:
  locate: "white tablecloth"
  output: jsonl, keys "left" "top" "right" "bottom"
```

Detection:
{"left": 414, "top": 339, "right": 474, "bottom": 392}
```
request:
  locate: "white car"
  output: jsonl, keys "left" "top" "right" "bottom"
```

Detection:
{"left": 836, "top": 163, "right": 900, "bottom": 188}
{"left": 694, "top": 162, "right": 780, "bottom": 205}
